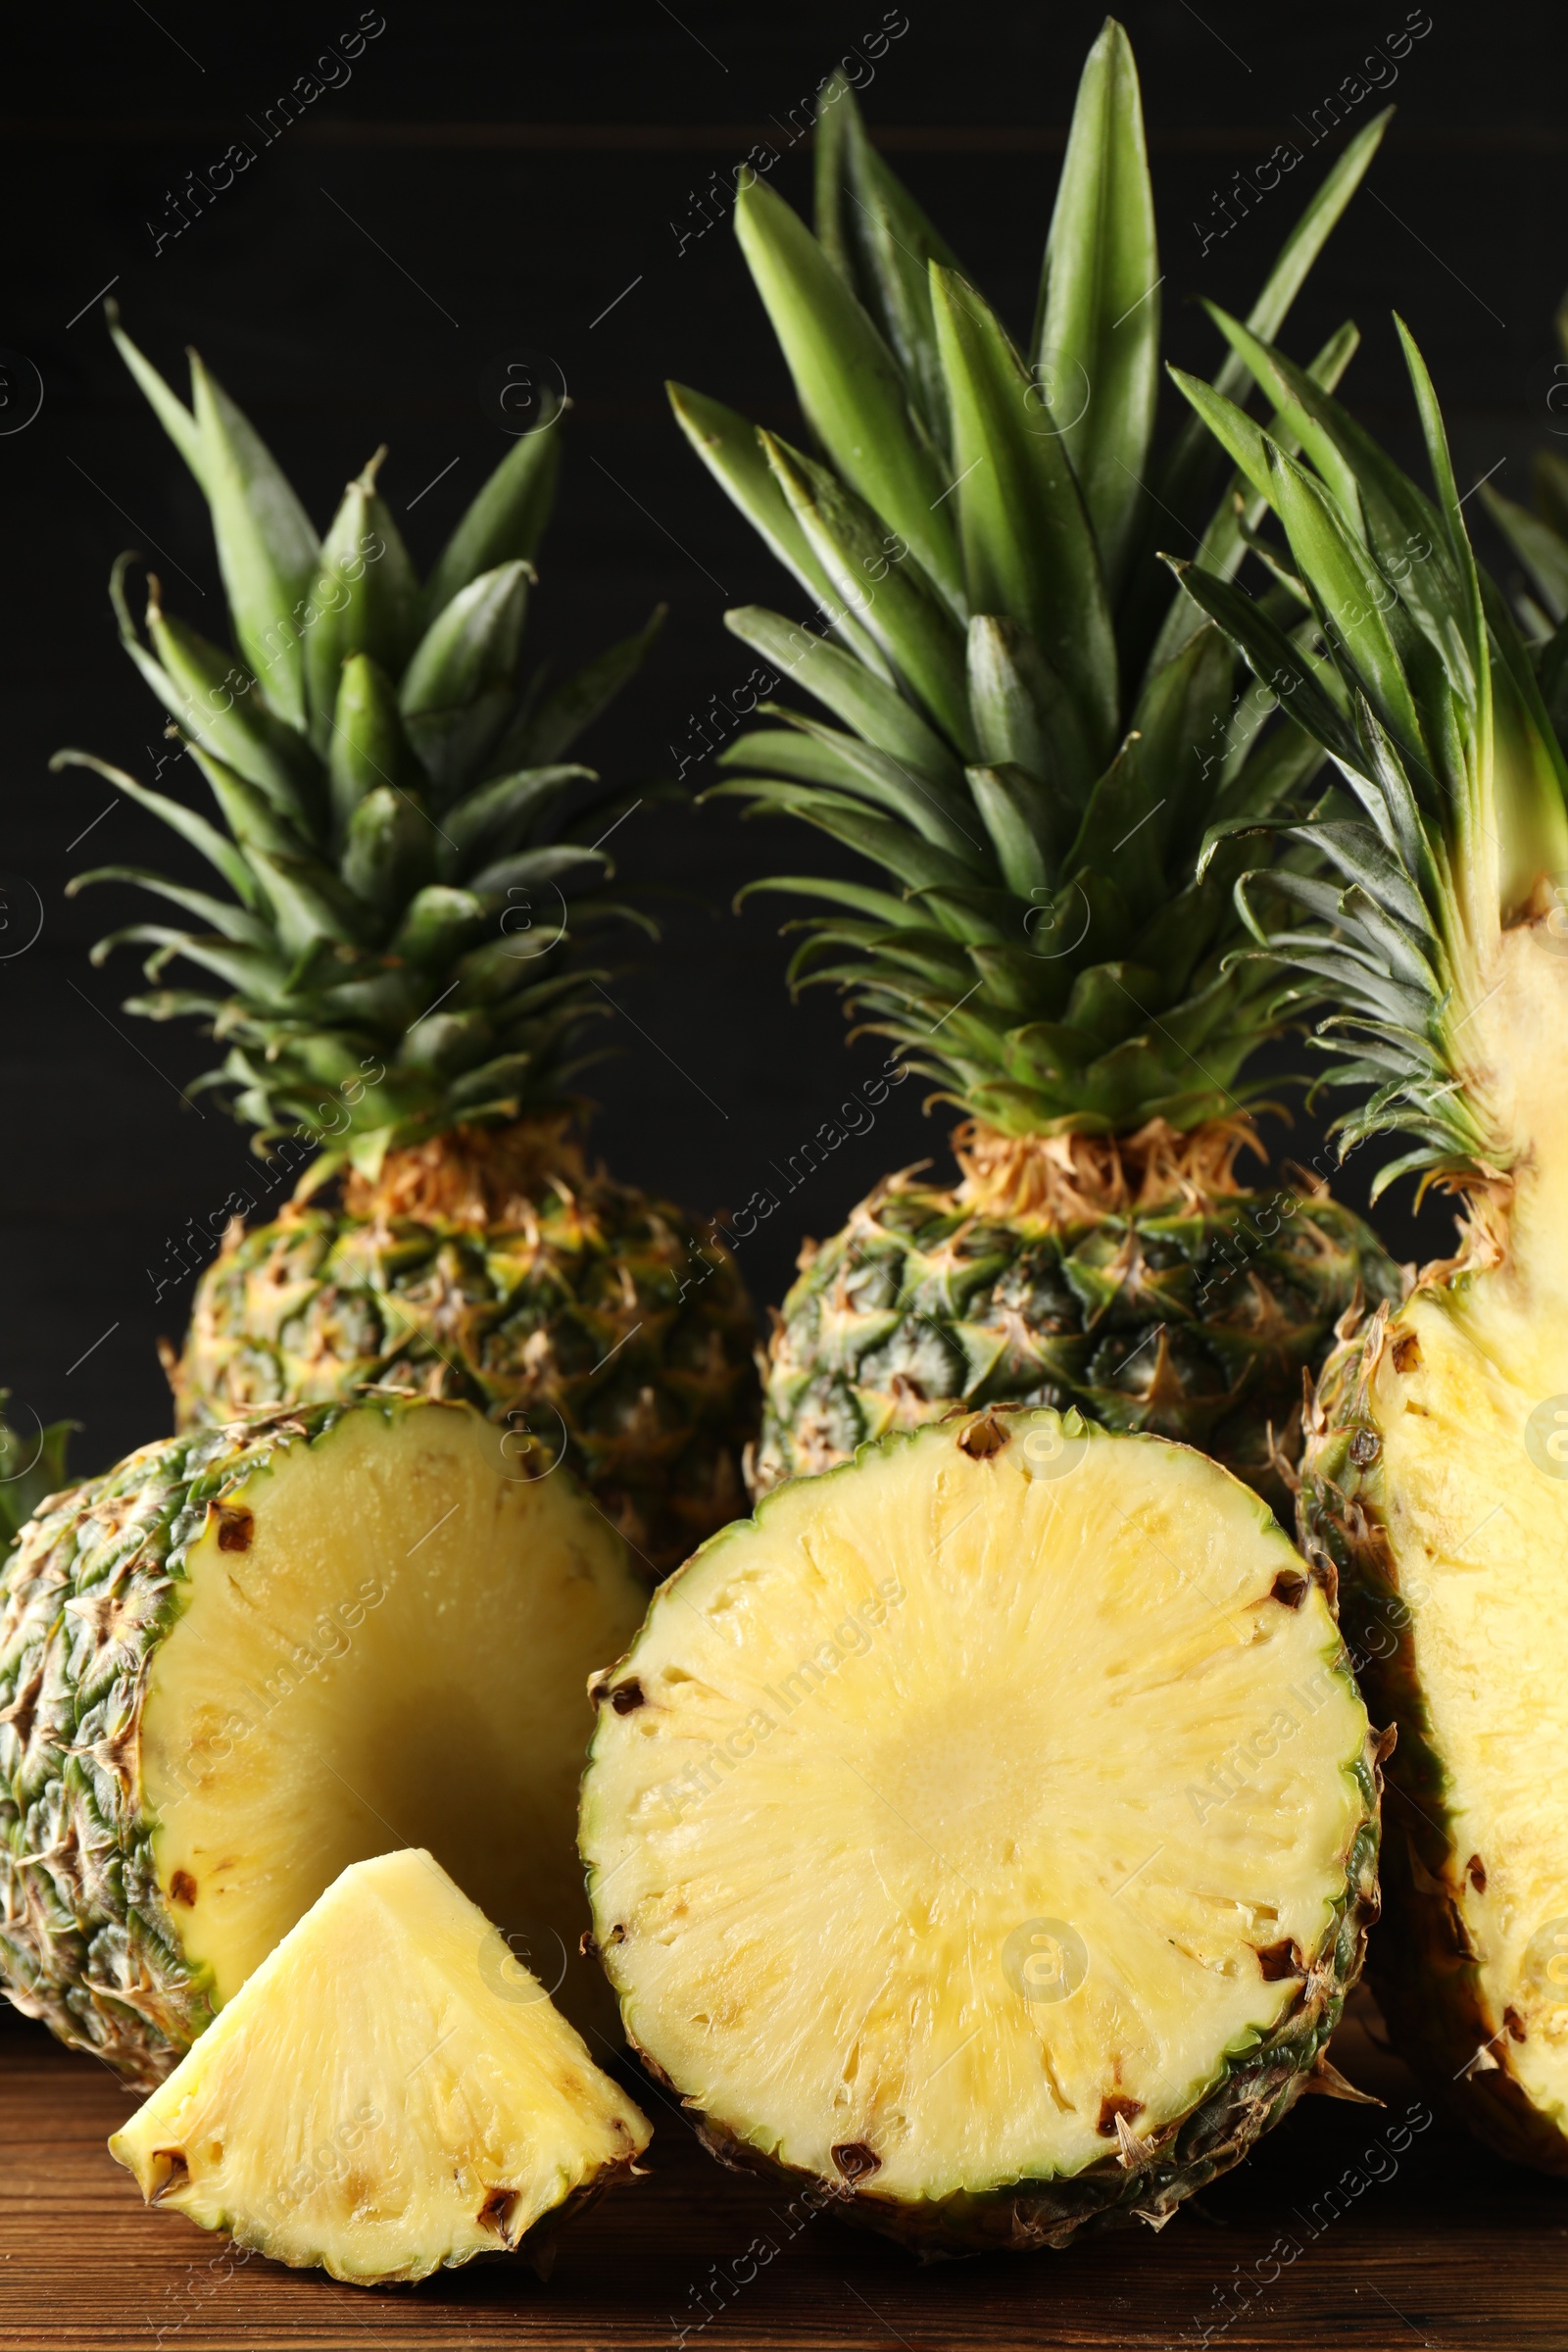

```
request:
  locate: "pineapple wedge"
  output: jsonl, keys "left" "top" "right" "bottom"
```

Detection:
{"left": 110, "top": 1848, "right": 652, "bottom": 2284}
{"left": 580, "top": 1408, "right": 1380, "bottom": 2255}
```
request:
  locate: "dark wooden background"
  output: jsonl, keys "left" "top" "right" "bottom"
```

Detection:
{"left": 4, "top": 0, "right": 1567, "bottom": 1475}
{"left": 6, "top": 1992, "right": 1568, "bottom": 2348}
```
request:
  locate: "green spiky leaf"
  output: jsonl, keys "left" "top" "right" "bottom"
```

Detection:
{"left": 68, "top": 324, "right": 662, "bottom": 1178}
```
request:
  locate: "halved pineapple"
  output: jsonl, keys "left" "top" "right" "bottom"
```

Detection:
{"left": 0, "top": 1397, "right": 647, "bottom": 2082}
{"left": 580, "top": 1408, "right": 1380, "bottom": 2254}
{"left": 110, "top": 1848, "right": 652, "bottom": 2283}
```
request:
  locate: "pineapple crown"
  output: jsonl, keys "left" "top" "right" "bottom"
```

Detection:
{"left": 1171, "top": 312, "right": 1568, "bottom": 1199}
{"left": 58, "top": 312, "right": 664, "bottom": 1190}
{"left": 669, "top": 23, "right": 1389, "bottom": 1140}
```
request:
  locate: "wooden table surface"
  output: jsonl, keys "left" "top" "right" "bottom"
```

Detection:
{"left": 2, "top": 1994, "right": 1563, "bottom": 2351}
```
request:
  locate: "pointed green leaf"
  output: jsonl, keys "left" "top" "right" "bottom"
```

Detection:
{"left": 723, "top": 714, "right": 983, "bottom": 864}
{"left": 965, "top": 615, "right": 1095, "bottom": 805}
{"left": 1061, "top": 741, "right": 1165, "bottom": 920}
{"left": 1197, "top": 304, "right": 1362, "bottom": 522}
{"left": 1165, "top": 367, "right": 1273, "bottom": 503}
{"left": 67, "top": 866, "right": 270, "bottom": 948}
{"left": 1034, "top": 18, "right": 1159, "bottom": 588}
{"left": 736, "top": 782, "right": 980, "bottom": 898}
{"left": 737, "top": 874, "right": 924, "bottom": 929}
{"left": 53, "top": 749, "right": 260, "bottom": 908}
{"left": 107, "top": 308, "right": 205, "bottom": 485}
{"left": 247, "top": 847, "right": 371, "bottom": 956}
{"left": 340, "top": 786, "right": 439, "bottom": 916}
{"left": 1284, "top": 820, "right": 1430, "bottom": 930}
{"left": 1265, "top": 444, "right": 1429, "bottom": 768}
{"left": 931, "top": 267, "right": 1117, "bottom": 763}
{"left": 733, "top": 173, "right": 962, "bottom": 611}
{"left": 105, "top": 927, "right": 282, "bottom": 996}
{"left": 1127, "top": 619, "right": 1234, "bottom": 850}
{"left": 190, "top": 352, "right": 320, "bottom": 733}
{"left": 304, "top": 450, "right": 421, "bottom": 753}
{"left": 725, "top": 606, "right": 963, "bottom": 791}
{"left": 511, "top": 606, "right": 664, "bottom": 765}
{"left": 1165, "top": 557, "right": 1359, "bottom": 768}
{"left": 182, "top": 742, "right": 313, "bottom": 865}
{"left": 668, "top": 383, "right": 892, "bottom": 676}
{"left": 388, "top": 885, "right": 488, "bottom": 966}
{"left": 1152, "top": 319, "right": 1360, "bottom": 671}
{"left": 444, "top": 765, "right": 594, "bottom": 869}
{"left": 140, "top": 578, "right": 318, "bottom": 828}
{"left": 816, "top": 79, "right": 961, "bottom": 449}
{"left": 967, "top": 763, "right": 1055, "bottom": 896}
{"left": 762, "top": 434, "right": 973, "bottom": 751}
{"left": 421, "top": 419, "right": 562, "bottom": 620}
{"left": 468, "top": 843, "right": 610, "bottom": 898}
{"left": 328, "top": 653, "right": 426, "bottom": 842}
{"left": 1159, "top": 107, "right": 1392, "bottom": 507}
{"left": 400, "top": 562, "right": 529, "bottom": 793}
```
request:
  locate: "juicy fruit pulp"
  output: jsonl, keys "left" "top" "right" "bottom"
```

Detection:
{"left": 1303, "top": 928, "right": 1568, "bottom": 2168}
{"left": 581, "top": 1408, "right": 1378, "bottom": 2253}
{"left": 110, "top": 1848, "right": 652, "bottom": 2284}
{"left": 758, "top": 1124, "right": 1397, "bottom": 1517}
{"left": 172, "top": 1124, "right": 759, "bottom": 1577}
{"left": 0, "top": 1397, "right": 646, "bottom": 2083}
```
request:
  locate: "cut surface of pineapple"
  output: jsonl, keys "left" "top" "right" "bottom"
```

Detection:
{"left": 580, "top": 1408, "right": 1377, "bottom": 2251}
{"left": 143, "top": 1403, "right": 642, "bottom": 2020}
{"left": 0, "top": 1397, "right": 646, "bottom": 2081}
{"left": 1307, "top": 935, "right": 1568, "bottom": 2161}
{"left": 110, "top": 1848, "right": 651, "bottom": 2284}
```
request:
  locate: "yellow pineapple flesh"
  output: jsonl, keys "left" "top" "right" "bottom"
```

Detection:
{"left": 110, "top": 1848, "right": 651, "bottom": 2284}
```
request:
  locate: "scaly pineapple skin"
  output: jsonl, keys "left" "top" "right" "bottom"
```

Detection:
{"left": 172, "top": 1174, "right": 758, "bottom": 1579}
{"left": 1299, "top": 1296, "right": 1568, "bottom": 2175}
{"left": 0, "top": 1403, "right": 371, "bottom": 2089}
{"left": 759, "top": 1172, "right": 1399, "bottom": 1517}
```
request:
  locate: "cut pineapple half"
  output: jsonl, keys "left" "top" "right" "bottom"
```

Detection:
{"left": 580, "top": 1408, "right": 1379, "bottom": 2254}
{"left": 0, "top": 1396, "right": 647, "bottom": 2082}
{"left": 110, "top": 1848, "right": 652, "bottom": 2284}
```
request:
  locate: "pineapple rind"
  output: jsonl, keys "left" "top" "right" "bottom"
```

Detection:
{"left": 583, "top": 1408, "right": 1381, "bottom": 2255}
{"left": 0, "top": 1416, "right": 254, "bottom": 2079}
{"left": 109, "top": 1848, "right": 652, "bottom": 2285}
{"left": 173, "top": 1175, "right": 758, "bottom": 1578}
{"left": 0, "top": 1398, "right": 645, "bottom": 2087}
{"left": 759, "top": 1175, "right": 1398, "bottom": 1516}
{"left": 1301, "top": 1286, "right": 1568, "bottom": 2173}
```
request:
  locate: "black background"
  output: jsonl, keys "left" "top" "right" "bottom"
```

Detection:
{"left": 4, "top": 0, "right": 1564, "bottom": 1477}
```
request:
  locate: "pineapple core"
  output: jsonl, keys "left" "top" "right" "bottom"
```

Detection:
{"left": 110, "top": 1848, "right": 651, "bottom": 2283}
{"left": 582, "top": 1409, "right": 1370, "bottom": 2204}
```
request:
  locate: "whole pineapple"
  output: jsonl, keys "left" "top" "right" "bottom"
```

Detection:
{"left": 672, "top": 26, "right": 1398, "bottom": 1511}
{"left": 1172, "top": 306, "right": 1568, "bottom": 2168}
{"left": 63, "top": 317, "right": 757, "bottom": 1575}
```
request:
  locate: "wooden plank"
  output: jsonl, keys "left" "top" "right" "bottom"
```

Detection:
{"left": 0, "top": 2000, "right": 1558, "bottom": 2349}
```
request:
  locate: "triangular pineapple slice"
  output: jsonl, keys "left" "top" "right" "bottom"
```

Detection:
{"left": 110, "top": 1849, "right": 652, "bottom": 2285}
{"left": 580, "top": 1408, "right": 1380, "bottom": 2255}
